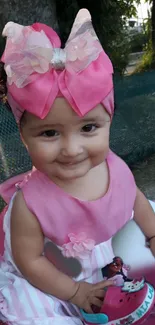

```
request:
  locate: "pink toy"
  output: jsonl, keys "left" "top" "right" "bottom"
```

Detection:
{"left": 81, "top": 282, "right": 155, "bottom": 325}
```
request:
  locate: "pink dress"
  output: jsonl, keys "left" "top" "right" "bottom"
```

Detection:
{"left": 0, "top": 151, "right": 137, "bottom": 324}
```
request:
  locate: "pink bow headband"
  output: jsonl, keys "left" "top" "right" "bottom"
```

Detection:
{"left": 1, "top": 9, "right": 114, "bottom": 122}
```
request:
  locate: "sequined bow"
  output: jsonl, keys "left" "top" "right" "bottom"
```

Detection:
{"left": 2, "top": 10, "right": 102, "bottom": 88}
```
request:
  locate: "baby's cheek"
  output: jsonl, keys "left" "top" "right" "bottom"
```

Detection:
{"left": 97, "top": 128, "right": 110, "bottom": 148}
{"left": 92, "top": 136, "right": 109, "bottom": 156}
{"left": 90, "top": 144, "right": 109, "bottom": 167}
{"left": 30, "top": 142, "right": 58, "bottom": 162}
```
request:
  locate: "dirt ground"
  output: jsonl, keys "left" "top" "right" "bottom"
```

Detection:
{"left": 132, "top": 154, "right": 155, "bottom": 201}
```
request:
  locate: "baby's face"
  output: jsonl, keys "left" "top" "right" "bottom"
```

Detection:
{"left": 21, "top": 98, "right": 111, "bottom": 181}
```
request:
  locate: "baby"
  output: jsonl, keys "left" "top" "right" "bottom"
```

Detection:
{"left": 0, "top": 8, "right": 155, "bottom": 325}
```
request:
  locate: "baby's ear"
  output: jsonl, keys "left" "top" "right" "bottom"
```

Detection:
{"left": 19, "top": 131, "right": 28, "bottom": 150}
{"left": 19, "top": 114, "right": 28, "bottom": 149}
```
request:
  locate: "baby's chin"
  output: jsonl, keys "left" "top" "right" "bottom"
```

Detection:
{"left": 54, "top": 167, "right": 91, "bottom": 181}
{"left": 47, "top": 164, "right": 93, "bottom": 182}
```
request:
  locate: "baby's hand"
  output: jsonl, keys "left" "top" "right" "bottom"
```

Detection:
{"left": 70, "top": 279, "right": 114, "bottom": 313}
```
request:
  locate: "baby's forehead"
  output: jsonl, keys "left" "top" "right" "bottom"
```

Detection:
{"left": 25, "top": 98, "right": 110, "bottom": 128}
{"left": 47, "top": 98, "right": 110, "bottom": 123}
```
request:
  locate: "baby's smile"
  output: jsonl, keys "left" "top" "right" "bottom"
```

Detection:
{"left": 57, "top": 158, "right": 87, "bottom": 166}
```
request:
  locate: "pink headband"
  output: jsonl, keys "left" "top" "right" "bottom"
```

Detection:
{"left": 1, "top": 9, "right": 114, "bottom": 122}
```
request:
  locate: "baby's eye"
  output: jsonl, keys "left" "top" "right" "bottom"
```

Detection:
{"left": 40, "top": 130, "right": 60, "bottom": 137}
{"left": 81, "top": 123, "right": 98, "bottom": 133}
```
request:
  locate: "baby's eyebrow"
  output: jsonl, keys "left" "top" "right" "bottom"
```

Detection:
{"left": 80, "top": 117, "right": 100, "bottom": 122}
{"left": 29, "top": 124, "right": 58, "bottom": 131}
{"left": 80, "top": 116, "right": 110, "bottom": 123}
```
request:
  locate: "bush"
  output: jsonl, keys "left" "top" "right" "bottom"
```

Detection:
{"left": 133, "top": 36, "right": 155, "bottom": 74}
{"left": 108, "top": 28, "right": 131, "bottom": 75}
{"left": 130, "top": 32, "right": 148, "bottom": 53}
{"left": 134, "top": 49, "right": 155, "bottom": 73}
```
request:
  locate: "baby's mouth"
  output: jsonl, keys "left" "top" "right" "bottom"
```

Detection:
{"left": 59, "top": 161, "right": 79, "bottom": 166}
{"left": 58, "top": 159, "right": 86, "bottom": 166}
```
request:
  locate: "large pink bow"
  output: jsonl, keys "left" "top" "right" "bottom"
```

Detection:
{"left": 1, "top": 9, "right": 114, "bottom": 121}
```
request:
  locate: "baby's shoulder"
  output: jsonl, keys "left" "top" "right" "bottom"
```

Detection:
{"left": 108, "top": 150, "right": 135, "bottom": 181}
{"left": 108, "top": 150, "right": 130, "bottom": 169}
{"left": 108, "top": 151, "right": 137, "bottom": 201}
{"left": 12, "top": 190, "right": 30, "bottom": 217}
{"left": 10, "top": 191, "right": 42, "bottom": 257}
{"left": 11, "top": 190, "right": 40, "bottom": 230}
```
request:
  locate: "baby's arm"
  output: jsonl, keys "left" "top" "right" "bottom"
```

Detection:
{"left": 133, "top": 188, "right": 155, "bottom": 256}
{"left": 11, "top": 191, "right": 78, "bottom": 300}
{"left": 11, "top": 191, "right": 112, "bottom": 312}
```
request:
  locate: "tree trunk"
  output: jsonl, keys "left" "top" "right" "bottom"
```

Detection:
{"left": 151, "top": 0, "right": 155, "bottom": 51}
{"left": 77, "top": 0, "right": 108, "bottom": 47}
{"left": 55, "top": 0, "right": 79, "bottom": 46}
{"left": 56, "top": 0, "right": 109, "bottom": 49}
{"left": 0, "top": 0, "right": 58, "bottom": 55}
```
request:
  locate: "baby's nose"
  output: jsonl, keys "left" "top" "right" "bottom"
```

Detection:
{"left": 61, "top": 136, "right": 83, "bottom": 157}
